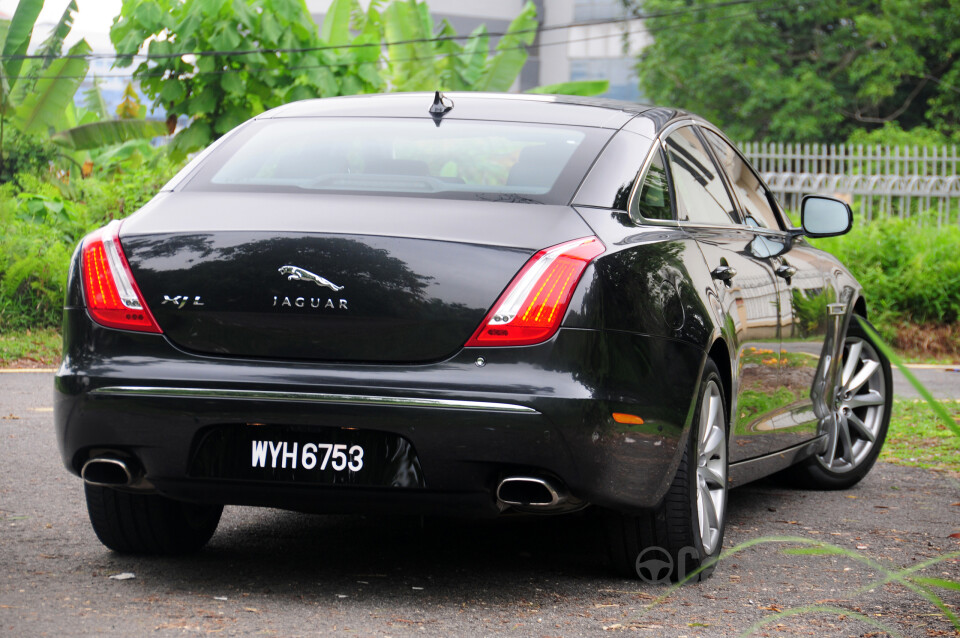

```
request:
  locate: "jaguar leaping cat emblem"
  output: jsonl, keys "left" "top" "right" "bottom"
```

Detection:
{"left": 278, "top": 265, "right": 344, "bottom": 291}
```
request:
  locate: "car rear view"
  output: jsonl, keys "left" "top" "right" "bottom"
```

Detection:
{"left": 56, "top": 94, "right": 694, "bottom": 558}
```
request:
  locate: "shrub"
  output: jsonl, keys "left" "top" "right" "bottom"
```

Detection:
{"left": 0, "top": 130, "right": 61, "bottom": 186}
{"left": 0, "top": 159, "right": 183, "bottom": 331}
{"left": 810, "top": 214, "right": 960, "bottom": 340}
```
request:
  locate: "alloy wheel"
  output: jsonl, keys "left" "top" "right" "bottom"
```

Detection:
{"left": 820, "top": 337, "right": 888, "bottom": 472}
{"left": 696, "top": 379, "right": 727, "bottom": 555}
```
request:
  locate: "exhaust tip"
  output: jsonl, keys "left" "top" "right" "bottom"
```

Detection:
{"left": 81, "top": 458, "right": 133, "bottom": 487}
{"left": 497, "top": 476, "right": 562, "bottom": 507}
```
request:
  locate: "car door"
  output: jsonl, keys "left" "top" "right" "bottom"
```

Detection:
{"left": 661, "top": 124, "right": 786, "bottom": 464}
{"left": 698, "top": 126, "right": 829, "bottom": 458}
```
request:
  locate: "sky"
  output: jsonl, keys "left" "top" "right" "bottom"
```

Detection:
{"left": 0, "top": 0, "right": 122, "bottom": 51}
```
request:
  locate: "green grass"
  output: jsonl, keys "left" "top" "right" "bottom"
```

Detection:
{"left": 0, "top": 327, "right": 61, "bottom": 367}
{"left": 882, "top": 399, "right": 960, "bottom": 472}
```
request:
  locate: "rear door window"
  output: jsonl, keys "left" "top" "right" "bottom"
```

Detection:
{"left": 664, "top": 126, "right": 738, "bottom": 226}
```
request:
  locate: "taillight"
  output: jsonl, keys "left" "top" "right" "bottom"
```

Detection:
{"left": 465, "top": 236, "right": 605, "bottom": 347}
{"left": 81, "top": 220, "right": 162, "bottom": 333}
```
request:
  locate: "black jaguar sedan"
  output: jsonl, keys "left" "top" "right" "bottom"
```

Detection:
{"left": 55, "top": 92, "right": 891, "bottom": 581}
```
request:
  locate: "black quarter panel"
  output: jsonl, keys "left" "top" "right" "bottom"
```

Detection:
{"left": 567, "top": 207, "right": 716, "bottom": 351}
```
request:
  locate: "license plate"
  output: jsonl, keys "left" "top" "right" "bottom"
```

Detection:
{"left": 190, "top": 425, "right": 423, "bottom": 487}
{"left": 250, "top": 440, "right": 364, "bottom": 472}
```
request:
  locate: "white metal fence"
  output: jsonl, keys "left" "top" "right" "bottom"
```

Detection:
{"left": 738, "top": 142, "right": 960, "bottom": 225}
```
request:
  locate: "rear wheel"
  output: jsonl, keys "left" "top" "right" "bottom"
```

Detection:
{"left": 787, "top": 315, "right": 892, "bottom": 489}
{"left": 84, "top": 483, "right": 222, "bottom": 554}
{"left": 605, "top": 359, "right": 728, "bottom": 582}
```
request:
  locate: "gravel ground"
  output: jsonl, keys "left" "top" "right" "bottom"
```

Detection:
{"left": 1, "top": 372, "right": 958, "bottom": 637}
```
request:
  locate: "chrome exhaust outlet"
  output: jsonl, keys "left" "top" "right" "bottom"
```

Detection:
{"left": 81, "top": 457, "right": 134, "bottom": 487}
{"left": 497, "top": 476, "right": 566, "bottom": 507}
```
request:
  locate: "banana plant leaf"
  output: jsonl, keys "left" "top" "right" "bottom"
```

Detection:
{"left": 51, "top": 119, "right": 167, "bottom": 151}
{"left": 15, "top": 40, "right": 91, "bottom": 135}
{"left": 82, "top": 80, "right": 110, "bottom": 120}
{"left": 474, "top": 1, "right": 537, "bottom": 92}
{"left": 1, "top": 0, "right": 44, "bottom": 94}
{"left": 33, "top": 0, "right": 77, "bottom": 71}
{"left": 321, "top": 0, "right": 355, "bottom": 47}
{"left": 10, "top": 2, "right": 79, "bottom": 110}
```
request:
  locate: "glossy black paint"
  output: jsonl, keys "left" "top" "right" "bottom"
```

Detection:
{"left": 126, "top": 231, "right": 528, "bottom": 362}
{"left": 55, "top": 92, "right": 867, "bottom": 520}
{"left": 56, "top": 299, "right": 702, "bottom": 513}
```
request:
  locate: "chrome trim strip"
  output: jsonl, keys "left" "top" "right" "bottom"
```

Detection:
{"left": 90, "top": 385, "right": 539, "bottom": 413}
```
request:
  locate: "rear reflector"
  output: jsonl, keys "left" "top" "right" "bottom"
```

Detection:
{"left": 81, "top": 220, "right": 161, "bottom": 333}
{"left": 465, "top": 236, "right": 604, "bottom": 347}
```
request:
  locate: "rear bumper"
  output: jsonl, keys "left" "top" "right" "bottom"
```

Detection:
{"left": 55, "top": 309, "right": 704, "bottom": 515}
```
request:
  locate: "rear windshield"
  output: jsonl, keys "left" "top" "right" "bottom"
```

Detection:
{"left": 180, "top": 117, "right": 612, "bottom": 205}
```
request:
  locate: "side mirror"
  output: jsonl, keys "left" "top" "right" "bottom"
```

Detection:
{"left": 800, "top": 195, "right": 853, "bottom": 238}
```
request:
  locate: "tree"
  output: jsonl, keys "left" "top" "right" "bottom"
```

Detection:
{"left": 112, "top": 0, "right": 609, "bottom": 155}
{"left": 111, "top": 0, "right": 385, "bottom": 156}
{"left": 626, "top": 0, "right": 960, "bottom": 142}
{"left": 0, "top": 0, "right": 166, "bottom": 181}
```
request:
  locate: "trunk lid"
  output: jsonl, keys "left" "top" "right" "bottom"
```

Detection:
{"left": 120, "top": 192, "right": 593, "bottom": 362}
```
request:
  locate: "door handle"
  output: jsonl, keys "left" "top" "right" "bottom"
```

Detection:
{"left": 776, "top": 264, "right": 797, "bottom": 279}
{"left": 711, "top": 265, "right": 737, "bottom": 282}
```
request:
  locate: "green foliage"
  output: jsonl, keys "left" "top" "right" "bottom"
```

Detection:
{"left": 0, "top": 159, "right": 184, "bottom": 330}
{"left": 83, "top": 79, "right": 110, "bottom": 120}
{"left": 629, "top": 0, "right": 960, "bottom": 142}
{"left": 809, "top": 215, "right": 960, "bottom": 330}
{"left": 376, "top": 0, "right": 537, "bottom": 91}
{"left": 846, "top": 121, "right": 954, "bottom": 148}
{"left": 370, "top": 0, "right": 542, "bottom": 92}
{"left": 0, "top": 130, "right": 58, "bottom": 185}
{"left": 3, "top": 0, "right": 90, "bottom": 137}
{"left": 8, "top": 0, "right": 79, "bottom": 109}
{"left": 111, "top": 0, "right": 384, "bottom": 156}
{"left": 526, "top": 80, "right": 611, "bottom": 96}
{"left": 470, "top": 2, "right": 537, "bottom": 92}
{"left": 0, "top": 0, "right": 162, "bottom": 184}
{"left": 881, "top": 399, "right": 960, "bottom": 471}
{"left": 113, "top": 0, "right": 555, "bottom": 155}
{"left": 15, "top": 39, "right": 91, "bottom": 135}
{"left": 0, "top": 327, "right": 60, "bottom": 366}
{"left": 52, "top": 119, "right": 167, "bottom": 152}
{"left": 0, "top": 0, "right": 45, "bottom": 103}
{"left": 791, "top": 288, "right": 830, "bottom": 338}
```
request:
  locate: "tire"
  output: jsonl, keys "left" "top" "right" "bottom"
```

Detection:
{"left": 786, "top": 315, "right": 892, "bottom": 490}
{"left": 604, "top": 358, "right": 728, "bottom": 583}
{"left": 84, "top": 483, "right": 222, "bottom": 554}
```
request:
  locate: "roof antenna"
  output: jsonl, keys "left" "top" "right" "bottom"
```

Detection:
{"left": 429, "top": 91, "right": 453, "bottom": 127}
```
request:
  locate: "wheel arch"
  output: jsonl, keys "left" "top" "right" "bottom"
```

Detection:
{"left": 707, "top": 338, "right": 733, "bottom": 428}
{"left": 852, "top": 296, "right": 868, "bottom": 319}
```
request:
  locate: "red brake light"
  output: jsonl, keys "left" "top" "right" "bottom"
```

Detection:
{"left": 465, "top": 236, "right": 605, "bottom": 347}
{"left": 81, "top": 220, "right": 162, "bottom": 333}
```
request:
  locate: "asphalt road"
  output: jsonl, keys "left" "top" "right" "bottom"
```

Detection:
{"left": 2, "top": 371, "right": 958, "bottom": 637}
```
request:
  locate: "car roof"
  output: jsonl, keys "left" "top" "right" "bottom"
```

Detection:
{"left": 260, "top": 92, "right": 679, "bottom": 132}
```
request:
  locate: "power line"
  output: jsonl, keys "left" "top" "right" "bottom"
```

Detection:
{"left": 0, "top": 3, "right": 783, "bottom": 82}
{"left": 0, "top": 0, "right": 778, "bottom": 62}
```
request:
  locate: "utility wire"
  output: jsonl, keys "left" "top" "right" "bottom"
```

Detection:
{"left": 0, "top": 0, "right": 781, "bottom": 62}
{"left": 0, "top": 5, "right": 779, "bottom": 81}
